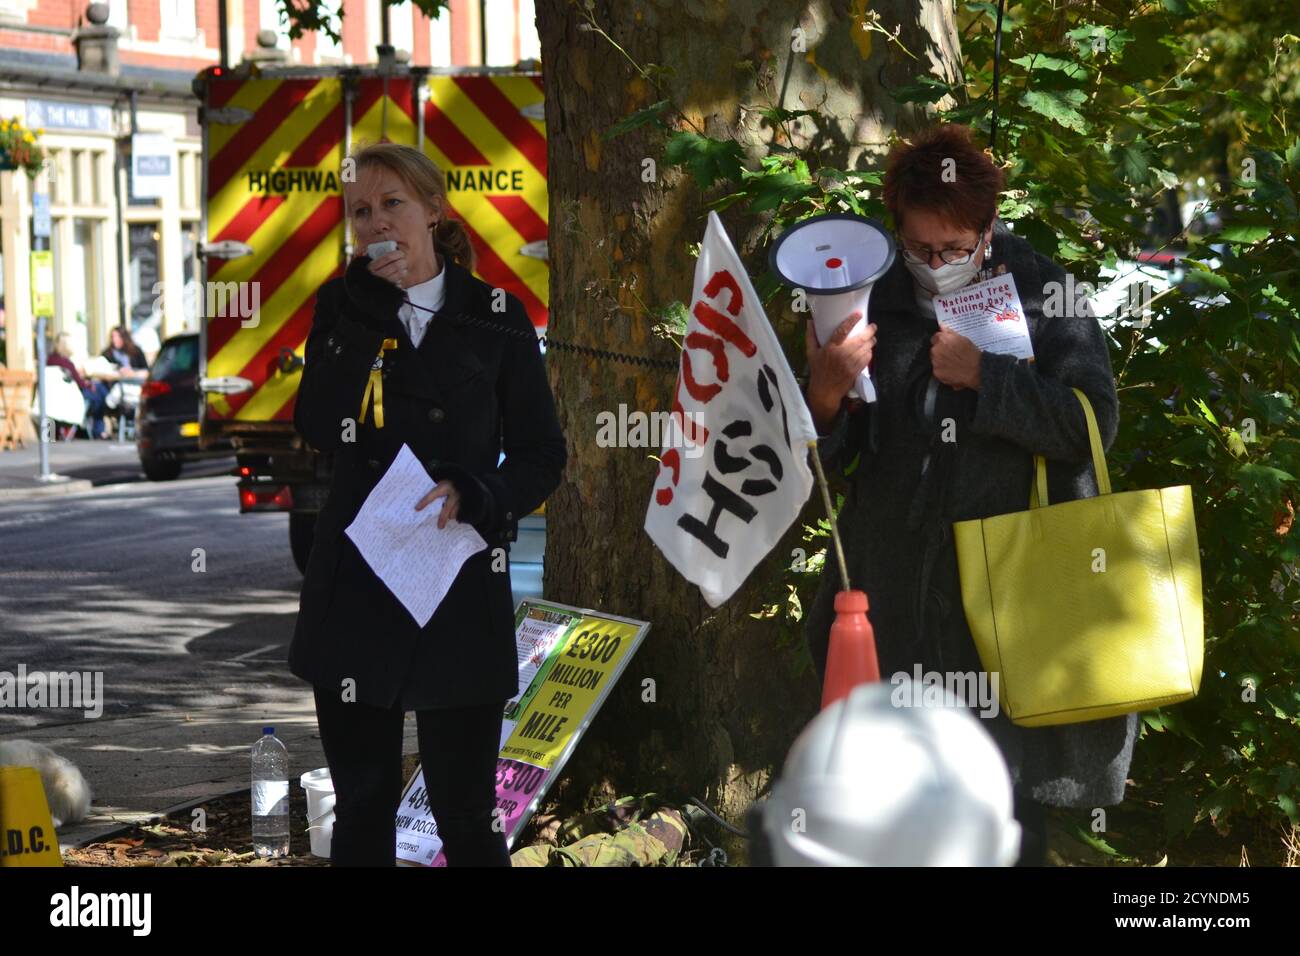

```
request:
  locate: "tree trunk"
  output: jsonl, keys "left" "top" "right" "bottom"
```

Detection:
{"left": 534, "top": 0, "right": 960, "bottom": 856}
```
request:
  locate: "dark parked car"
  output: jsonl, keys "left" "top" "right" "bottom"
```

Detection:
{"left": 137, "top": 333, "right": 231, "bottom": 481}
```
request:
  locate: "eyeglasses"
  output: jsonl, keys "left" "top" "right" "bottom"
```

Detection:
{"left": 897, "top": 222, "right": 990, "bottom": 266}
{"left": 899, "top": 244, "right": 980, "bottom": 266}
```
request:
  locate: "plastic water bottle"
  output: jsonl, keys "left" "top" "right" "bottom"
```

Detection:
{"left": 251, "top": 726, "right": 290, "bottom": 858}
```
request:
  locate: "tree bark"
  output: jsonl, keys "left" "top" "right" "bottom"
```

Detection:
{"left": 534, "top": 0, "right": 960, "bottom": 855}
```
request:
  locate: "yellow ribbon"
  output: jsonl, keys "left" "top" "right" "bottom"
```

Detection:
{"left": 359, "top": 338, "right": 399, "bottom": 429}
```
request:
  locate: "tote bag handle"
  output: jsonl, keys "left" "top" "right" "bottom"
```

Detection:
{"left": 1028, "top": 387, "right": 1113, "bottom": 509}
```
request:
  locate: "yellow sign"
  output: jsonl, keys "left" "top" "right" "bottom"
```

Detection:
{"left": 30, "top": 250, "right": 53, "bottom": 317}
{"left": 0, "top": 766, "right": 62, "bottom": 867}
{"left": 500, "top": 616, "right": 642, "bottom": 770}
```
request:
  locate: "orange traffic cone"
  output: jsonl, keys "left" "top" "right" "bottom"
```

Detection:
{"left": 821, "top": 589, "right": 880, "bottom": 709}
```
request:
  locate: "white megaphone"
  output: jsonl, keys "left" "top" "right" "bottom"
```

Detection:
{"left": 769, "top": 213, "right": 896, "bottom": 403}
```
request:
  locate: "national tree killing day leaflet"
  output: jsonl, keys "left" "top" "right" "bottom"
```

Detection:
{"left": 932, "top": 273, "right": 1035, "bottom": 362}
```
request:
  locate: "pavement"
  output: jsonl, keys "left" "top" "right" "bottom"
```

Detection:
{"left": 0, "top": 441, "right": 424, "bottom": 850}
{"left": 0, "top": 435, "right": 219, "bottom": 499}
{"left": 0, "top": 440, "right": 542, "bottom": 851}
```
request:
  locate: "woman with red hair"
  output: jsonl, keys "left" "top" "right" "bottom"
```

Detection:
{"left": 803, "top": 124, "right": 1131, "bottom": 866}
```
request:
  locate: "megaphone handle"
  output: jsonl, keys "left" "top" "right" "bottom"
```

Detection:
{"left": 852, "top": 368, "right": 877, "bottom": 403}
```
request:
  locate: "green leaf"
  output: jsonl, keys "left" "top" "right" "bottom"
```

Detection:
{"left": 1009, "top": 54, "right": 1087, "bottom": 81}
{"left": 663, "top": 132, "right": 744, "bottom": 190}
{"left": 1217, "top": 224, "right": 1272, "bottom": 244}
{"left": 1277, "top": 793, "right": 1299, "bottom": 826}
{"left": 1227, "top": 430, "right": 1248, "bottom": 459}
{"left": 1071, "top": 825, "right": 1120, "bottom": 857}
{"left": 1143, "top": 712, "right": 1168, "bottom": 731}
{"left": 890, "top": 74, "right": 952, "bottom": 105}
{"left": 965, "top": 1, "right": 1018, "bottom": 30}
{"left": 1154, "top": 169, "right": 1180, "bottom": 190}
{"left": 1019, "top": 89, "right": 1089, "bottom": 134}
{"left": 1112, "top": 141, "right": 1152, "bottom": 184}
{"left": 1193, "top": 398, "right": 1218, "bottom": 426}
{"left": 601, "top": 99, "right": 671, "bottom": 141}
{"left": 742, "top": 170, "right": 817, "bottom": 213}
{"left": 998, "top": 194, "right": 1034, "bottom": 220}
{"left": 1236, "top": 463, "right": 1297, "bottom": 499}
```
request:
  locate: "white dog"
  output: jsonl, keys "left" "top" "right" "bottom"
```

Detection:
{"left": 0, "top": 740, "right": 92, "bottom": 828}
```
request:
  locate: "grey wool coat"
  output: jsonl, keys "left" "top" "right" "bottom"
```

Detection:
{"left": 804, "top": 220, "right": 1138, "bottom": 809}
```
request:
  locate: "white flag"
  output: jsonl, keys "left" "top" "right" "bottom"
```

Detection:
{"left": 644, "top": 211, "right": 819, "bottom": 607}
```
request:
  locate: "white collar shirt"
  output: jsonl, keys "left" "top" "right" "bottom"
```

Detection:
{"left": 398, "top": 265, "right": 447, "bottom": 348}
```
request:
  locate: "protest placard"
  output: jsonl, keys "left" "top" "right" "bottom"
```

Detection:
{"left": 395, "top": 599, "right": 650, "bottom": 865}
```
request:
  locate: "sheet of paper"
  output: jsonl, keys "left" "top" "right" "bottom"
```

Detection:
{"left": 344, "top": 443, "right": 487, "bottom": 628}
{"left": 933, "top": 273, "right": 1035, "bottom": 361}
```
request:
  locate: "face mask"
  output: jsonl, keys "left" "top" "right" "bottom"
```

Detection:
{"left": 905, "top": 253, "right": 982, "bottom": 296}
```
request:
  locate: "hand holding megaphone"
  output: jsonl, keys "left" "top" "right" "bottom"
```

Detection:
{"left": 804, "top": 313, "right": 876, "bottom": 427}
{"left": 769, "top": 214, "right": 895, "bottom": 405}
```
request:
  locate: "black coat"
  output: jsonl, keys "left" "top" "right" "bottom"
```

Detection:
{"left": 287, "top": 255, "right": 567, "bottom": 710}
{"left": 806, "top": 221, "right": 1138, "bottom": 808}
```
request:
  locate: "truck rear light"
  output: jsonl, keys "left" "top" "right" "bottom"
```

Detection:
{"left": 239, "top": 484, "right": 294, "bottom": 512}
{"left": 141, "top": 381, "right": 172, "bottom": 399}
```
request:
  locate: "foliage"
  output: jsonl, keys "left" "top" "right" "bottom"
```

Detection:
{"left": 598, "top": 0, "right": 1300, "bottom": 840}
{"left": 272, "top": 0, "right": 1300, "bottom": 842}
{"left": 0, "top": 116, "right": 47, "bottom": 178}
{"left": 274, "top": 1, "right": 452, "bottom": 44}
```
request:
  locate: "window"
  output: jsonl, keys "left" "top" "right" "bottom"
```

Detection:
{"left": 71, "top": 149, "right": 85, "bottom": 205}
{"left": 104, "top": 0, "right": 128, "bottom": 34}
{"left": 518, "top": 0, "right": 541, "bottom": 61}
{"left": 92, "top": 151, "right": 105, "bottom": 205}
{"left": 484, "top": 0, "right": 516, "bottom": 66}
{"left": 429, "top": 6, "right": 452, "bottom": 66}
{"left": 316, "top": 13, "right": 343, "bottom": 61}
{"left": 160, "top": 0, "right": 197, "bottom": 39}
{"left": 151, "top": 336, "right": 198, "bottom": 378}
{"left": 390, "top": 0, "right": 413, "bottom": 57}
{"left": 259, "top": 0, "right": 289, "bottom": 50}
{"left": 127, "top": 223, "right": 160, "bottom": 334}
{"left": 66, "top": 219, "right": 103, "bottom": 340}
{"left": 181, "top": 223, "right": 200, "bottom": 332}
{"left": 48, "top": 149, "right": 67, "bottom": 205}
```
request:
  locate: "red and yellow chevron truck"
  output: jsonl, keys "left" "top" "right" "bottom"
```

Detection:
{"left": 192, "top": 58, "right": 548, "bottom": 571}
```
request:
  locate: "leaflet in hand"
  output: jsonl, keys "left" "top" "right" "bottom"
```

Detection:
{"left": 933, "top": 273, "right": 1035, "bottom": 362}
{"left": 344, "top": 443, "right": 488, "bottom": 628}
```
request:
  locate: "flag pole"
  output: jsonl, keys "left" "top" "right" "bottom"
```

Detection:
{"left": 807, "top": 440, "right": 851, "bottom": 593}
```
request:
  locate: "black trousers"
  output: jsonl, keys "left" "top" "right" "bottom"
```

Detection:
{"left": 1012, "top": 790, "right": 1049, "bottom": 866}
{"left": 312, "top": 685, "right": 510, "bottom": 867}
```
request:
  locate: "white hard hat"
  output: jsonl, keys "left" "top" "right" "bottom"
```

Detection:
{"left": 763, "top": 681, "right": 1021, "bottom": 866}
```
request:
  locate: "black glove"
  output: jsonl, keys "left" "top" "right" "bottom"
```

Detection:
{"left": 344, "top": 255, "right": 406, "bottom": 330}
{"left": 421, "top": 458, "right": 497, "bottom": 532}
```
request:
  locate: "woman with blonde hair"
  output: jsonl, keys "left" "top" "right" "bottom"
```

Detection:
{"left": 288, "top": 142, "right": 566, "bottom": 866}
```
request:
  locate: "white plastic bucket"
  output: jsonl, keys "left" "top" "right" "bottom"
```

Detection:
{"left": 300, "top": 768, "right": 335, "bottom": 859}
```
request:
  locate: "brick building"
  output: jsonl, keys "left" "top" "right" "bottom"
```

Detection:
{"left": 0, "top": 0, "right": 539, "bottom": 373}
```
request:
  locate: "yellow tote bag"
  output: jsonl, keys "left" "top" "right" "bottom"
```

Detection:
{"left": 953, "top": 388, "right": 1204, "bottom": 727}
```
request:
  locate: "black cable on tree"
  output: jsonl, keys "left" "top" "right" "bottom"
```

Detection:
{"left": 989, "top": 0, "right": 1006, "bottom": 157}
